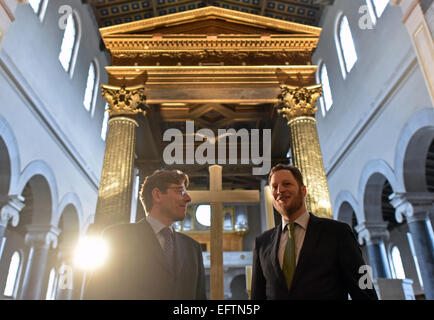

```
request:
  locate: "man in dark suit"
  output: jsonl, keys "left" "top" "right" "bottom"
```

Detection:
{"left": 85, "top": 169, "right": 206, "bottom": 300}
{"left": 251, "top": 164, "right": 378, "bottom": 300}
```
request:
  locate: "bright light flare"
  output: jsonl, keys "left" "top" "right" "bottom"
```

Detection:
{"left": 73, "top": 236, "right": 109, "bottom": 270}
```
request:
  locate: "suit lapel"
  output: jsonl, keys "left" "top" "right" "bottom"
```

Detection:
{"left": 173, "top": 232, "right": 186, "bottom": 280}
{"left": 270, "top": 224, "right": 288, "bottom": 289}
{"left": 290, "top": 213, "right": 322, "bottom": 290}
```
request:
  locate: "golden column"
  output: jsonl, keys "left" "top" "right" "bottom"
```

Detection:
{"left": 278, "top": 84, "right": 332, "bottom": 219}
{"left": 92, "top": 85, "right": 146, "bottom": 233}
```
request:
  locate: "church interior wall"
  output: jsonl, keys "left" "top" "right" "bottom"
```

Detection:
{"left": 0, "top": 73, "right": 98, "bottom": 230}
{"left": 1, "top": 0, "right": 109, "bottom": 178}
{"left": 313, "top": 0, "right": 418, "bottom": 168}
{"left": 326, "top": 62, "right": 430, "bottom": 216}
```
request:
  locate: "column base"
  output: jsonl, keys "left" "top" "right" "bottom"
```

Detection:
{"left": 374, "top": 278, "right": 415, "bottom": 300}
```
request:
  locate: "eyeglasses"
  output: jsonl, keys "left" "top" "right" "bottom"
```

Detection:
{"left": 166, "top": 187, "right": 188, "bottom": 196}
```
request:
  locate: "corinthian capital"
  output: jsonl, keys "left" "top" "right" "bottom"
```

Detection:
{"left": 101, "top": 84, "right": 147, "bottom": 117}
{"left": 277, "top": 84, "right": 322, "bottom": 121}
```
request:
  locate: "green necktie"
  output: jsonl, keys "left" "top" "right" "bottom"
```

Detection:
{"left": 282, "top": 222, "right": 296, "bottom": 290}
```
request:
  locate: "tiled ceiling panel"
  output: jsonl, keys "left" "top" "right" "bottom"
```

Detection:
{"left": 87, "top": 0, "right": 327, "bottom": 28}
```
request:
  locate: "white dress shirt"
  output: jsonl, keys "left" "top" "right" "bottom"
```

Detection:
{"left": 278, "top": 210, "right": 310, "bottom": 269}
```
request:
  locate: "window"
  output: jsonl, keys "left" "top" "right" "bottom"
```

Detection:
{"left": 336, "top": 15, "right": 358, "bottom": 78}
{"left": 319, "top": 63, "right": 333, "bottom": 116}
{"left": 101, "top": 103, "right": 110, "bottom": 141}
{"left": 390, "top": 246, "right": 405, "bottom": 279}
{"left": 45, "top": 268, "right": 57, "bottom": 300}
{"left": 83, "top": 62, "right": 97, "bottom": 112}
{"left": 407, "top": 233, "right": 424, "bottom": 287}
{"left": 29, "top": 0, "right": 42, "bottom": 14}
{"left": 224, "top": 213, "right": 232, "bottom": 230}
{"left": 196, "top": 204, "right": 211, "bottom": 227}
{"left": 373, "top": 0, "right": 389, "bottom": 18}
{"left": 4, "top": 251, "right": 21, "bottom": 298}
{"left": 59, "top": 13, "right": 77, "bottom": 74}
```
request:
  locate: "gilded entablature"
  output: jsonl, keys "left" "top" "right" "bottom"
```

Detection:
{"left": 99, "top": 7, "right": 321, "bottom": 88}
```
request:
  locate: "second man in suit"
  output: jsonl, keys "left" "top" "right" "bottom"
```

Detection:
{"left": 251, "top": 164, "right": 378, "bottom": 300}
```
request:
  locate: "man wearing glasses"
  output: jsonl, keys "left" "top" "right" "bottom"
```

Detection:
{"left": 85, "top": 169, "right": 206, "bottom": 299}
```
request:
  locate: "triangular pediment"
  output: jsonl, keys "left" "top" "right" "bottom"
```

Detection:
{"left": 100, "top": 7, "right": 321, "bottom": 37}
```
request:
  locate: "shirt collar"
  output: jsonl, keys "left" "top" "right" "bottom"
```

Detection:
{"left": 146, "top": 215, "right": 174, "bottom": 234}
{"left": 281, "top": 210, "right": 310, "bottom": 231}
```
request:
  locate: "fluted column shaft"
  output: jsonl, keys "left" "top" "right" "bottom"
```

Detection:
{"left": 94, "top": 116, "right": 138, "bottom": 229}
{"left": 93, "top": 84, "right": 146, "bottom": 232}
{"left": 288, "top": 116, "right": 332, "bottom": 218}
{"left": 278, "top": 85, "right": 332, "bottom": 218}
{"left": 19, "top": 225, "right": 59, "bottom": 300}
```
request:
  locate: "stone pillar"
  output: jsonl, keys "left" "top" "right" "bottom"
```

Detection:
{"left": 278, "top": 85, "right": 332, "bottom": 219}
{"left": 0, "top": 0, "right": 26, "bottom": 49}
{"left": 260, "top": 179, "right": 275, "bottom": 232}
{"left": 19, "top": 225, "right": 59, "bottom": 300}
{"left": 92, "top": 85, "right": 146, "bottom": 233}
{"left": 391, "top": 0, "right": 434, "bottom": 104}
{"left": 356, "top": 221, "right": 392, "bottom": 279}
{"left": 54, "top": 245, "right": 75, "bottom": 300}
{"left": 389, "top": 192, "right": 434, "bottom": 300}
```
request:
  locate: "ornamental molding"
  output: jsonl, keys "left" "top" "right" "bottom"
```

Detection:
{"left": 105, "top": 37, "right": 319, "bottom": 52}
{"left": 112, "top": 50, "right": 312, "bottom": 61}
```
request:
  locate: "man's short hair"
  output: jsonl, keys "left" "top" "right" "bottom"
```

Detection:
{"left": 139, "top": 169, "right": 189, "bottom": 213}
{"left": 268, "top": 163, "right": 304, "bottom": 187}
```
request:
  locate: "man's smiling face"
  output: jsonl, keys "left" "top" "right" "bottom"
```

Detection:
{"left": 270, "top": 169, "right": 306, "bottom": 221}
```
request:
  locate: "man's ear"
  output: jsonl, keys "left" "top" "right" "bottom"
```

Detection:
{"left": 151, "top": 187, "right": 162, "bottom": 204}
{"left": 301, "top": 185, "right": 307, "bottom": 198}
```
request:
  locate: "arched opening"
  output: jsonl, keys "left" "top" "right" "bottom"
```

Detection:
{"left": 229, "top": 274, "right": 248, "bottom": 300}
{"left": 0, "top": 137, "right": 11, "bottom": 203}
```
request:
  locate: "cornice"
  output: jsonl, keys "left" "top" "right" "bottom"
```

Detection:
{"left": 104, "top": 36, "right": 319, "bottom": 52}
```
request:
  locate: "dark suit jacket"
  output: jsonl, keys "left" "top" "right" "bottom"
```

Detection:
{"left": 84, "top": 220, "right": 206, "bottom": 300}
{"left": 251, "top": 213, "right": 378, "bottom": 300}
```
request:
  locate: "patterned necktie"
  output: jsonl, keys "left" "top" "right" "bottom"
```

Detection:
{"left": 159, "top": 227, "right": 174, "bottom": 267}
{"left": 282, "top": 222, "right": 296, "bottom": 290}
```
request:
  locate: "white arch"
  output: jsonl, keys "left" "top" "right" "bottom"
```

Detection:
{"left": 15, "top": 160, "right": 59, "bottom": 223}
{"left": 394, "top": 108, "right": 434, "bottom": 192}
{"left": 55, "top": 192, "right": 83, "bottom": 234}
{"left": 334, "top": 190, "right": 360, "bottom": 222}
{"left": 358, "top": 159, "right": 402, "bottom": 222}
{"left": 0, "top": 115, "right": 21, "bottom": 196}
